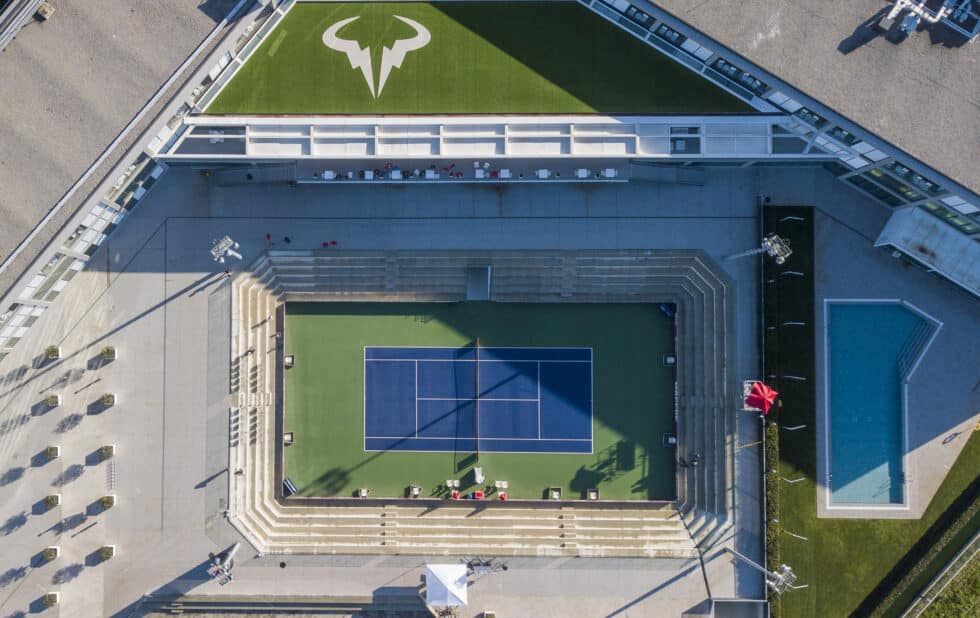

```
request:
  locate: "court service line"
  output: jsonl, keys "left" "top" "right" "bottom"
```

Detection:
{"left": 365, "top": 358, "right": 591, "bottom": 363}
{"left": 365, "top": 435, "right": 592, "bottom": 441}
{"left": 537, "top": 361, "right": 542, "bottom": 439}
{"left": 416, "top": 397, "right": 539, "bottom": 402}
{"left": 414, "top": 359, "right": 419, "bottom": 438}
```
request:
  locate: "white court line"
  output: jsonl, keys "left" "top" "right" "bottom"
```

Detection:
{"left": 365, "top": 347, "right": 595, "bottom": 449}
{"left": 365, "top": 358, "right": 591, "bottom": 363}
{"left": 537, "top": 361, "right": 542, "bottom": 439}
{"left": 417, "top": 397, "right": 539, "bottom": 402}
{"left": 364, "top": 435, "right": 592, "bottom": 441}
{"left": 414, "top": 359, "right": 419, "bottom": 438}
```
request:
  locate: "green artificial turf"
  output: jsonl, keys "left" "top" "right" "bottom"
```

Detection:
{"left": 763, "top": 206, "right": 980, "bottom": 618}
{"left": 282, "top": 302, "right": 676, "bottom": 500}
{"left": 208, "top": 1, "right": 751, "bottom": 114}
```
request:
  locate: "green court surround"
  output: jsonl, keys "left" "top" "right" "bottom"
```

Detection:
{"left": 282, "top": 302, "right": 676, "bottom": 500}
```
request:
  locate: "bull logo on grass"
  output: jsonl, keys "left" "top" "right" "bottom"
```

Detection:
{"left": 322, "top": 16, "right": 431, "bottom": 98}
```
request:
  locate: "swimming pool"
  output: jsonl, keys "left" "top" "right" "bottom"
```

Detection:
{"left": 825, "top": 301, "right": 937, "bottom": 506}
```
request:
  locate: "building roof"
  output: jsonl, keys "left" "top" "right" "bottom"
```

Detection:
{"left": 207, "top": 1, "right": 748, "bottom": 114}
{"left": 652, "top": 0, "right": 980, "bottom": 195}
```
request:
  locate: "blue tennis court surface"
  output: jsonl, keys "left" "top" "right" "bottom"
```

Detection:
{"left": 364, "top": 347, "right": 593, "bottom": 453}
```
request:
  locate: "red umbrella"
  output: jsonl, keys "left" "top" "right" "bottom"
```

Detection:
{"left": 746, "top": 381, "right": 779, "bottom": 415}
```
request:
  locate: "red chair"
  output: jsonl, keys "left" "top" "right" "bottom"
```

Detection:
{"left": 498, "top": 492, "right": 507, "bottom": 501}
{"left": 474, "top": 490, "right": 485, "bottom": 499}
{"left": 451, "top": 489, "right": 460, "bottom": 500}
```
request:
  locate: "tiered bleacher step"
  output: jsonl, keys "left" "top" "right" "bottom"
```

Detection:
{"left": 228, "top": 250, "right": 736, "bottom": 558}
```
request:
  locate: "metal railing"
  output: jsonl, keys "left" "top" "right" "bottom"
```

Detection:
{"left": 902, "top": 530, "right": 980, "bottom": 617}
{"left": 0, "top": 0, "right": 43, "bottom": 52}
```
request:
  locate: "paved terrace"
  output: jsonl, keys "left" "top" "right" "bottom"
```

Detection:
{"left": 0, "top": 166, "right": 767, "bottom": 615}
{"left": 653, "top": 0, "right": 980, "bottom": 195}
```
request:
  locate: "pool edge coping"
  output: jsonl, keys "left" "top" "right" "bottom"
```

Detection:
{"left": 819, "top": 298, "right": 942, "bottom": 517}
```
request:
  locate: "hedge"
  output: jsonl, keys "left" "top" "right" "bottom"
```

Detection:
{"left": 869, "top": 488, "right": 980, "bottom": 617}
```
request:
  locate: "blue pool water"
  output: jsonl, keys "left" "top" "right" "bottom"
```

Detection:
{"left": 828, "top": 302, "right": 928, "bottom": 505}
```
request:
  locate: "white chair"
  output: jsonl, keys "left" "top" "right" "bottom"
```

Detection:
{"left": 536, "top": 169, "right": 551, "bottom": 179}
{"left": 321, "top": 170, "right": 336, "bottom": 180}
{"left": 363, "top": 170, "right": 374, "bottom": 180}
{"left": 390, "top": 169, "right": 402, "bottom": 180}
{"left": 475, "top": 169, "right": 486, "bottom": 179}
{"left": 575, "top": 168, "right": 589, "bottom": 179}
{"left": 425, "top": 169, "right": 438, "bottom": 180}
{"left": 499, "top": 169, "right": 512, "bottom": 179}
{"left": 602, "top": 168, "right": 618, "bottom": 178}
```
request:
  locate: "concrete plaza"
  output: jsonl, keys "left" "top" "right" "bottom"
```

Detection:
{"left": 0, "top": 161, "right": 974, "bottom": 616}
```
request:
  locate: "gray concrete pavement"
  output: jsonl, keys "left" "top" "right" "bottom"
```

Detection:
{"left": 0, "top": 0, "right": 238, "bottom": 259}
{"left": 0, "top": 165, "right": 772, "bottom": 616}
{"left": 653, "top": 0, "right": 980, "bottom": 195}
{"left": 3, "top": 157, "right": 971, "bottom": 614}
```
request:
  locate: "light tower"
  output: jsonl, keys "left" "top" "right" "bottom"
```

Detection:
{"left": 207, "top": 543, "right": 241, "bottom": 585}
{"left": 726, "top": 233, "right": 793, "bottom": 265}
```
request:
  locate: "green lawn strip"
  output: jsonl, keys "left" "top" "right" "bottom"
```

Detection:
{"left": 762, "top": 206, "right": 815, "bottom": 616}
{"left": 283, "top": 302, "right": 675, "bottom": 500}
{"left": 873, "top": 489, "right": 980, "bottom": 616}
{"left": 922, "top": 552, "right": 980, "bottom": 618}
{"left": 763, "top": 207, "right": 980, "bottom": 618}
{"left": 208, "top": 1, "right": 750, "bottom": 114}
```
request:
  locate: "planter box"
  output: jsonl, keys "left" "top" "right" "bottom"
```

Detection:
{"left": 45, "top": 494, "right": 60, "bottom": 509}
{"left": 41, "top": 546, "right": 60, "bottom": 561}
{"left": 44, "top": 346, "right": 61, "bottom": 361}
{"left": 43, "top": 592, "right": 59, "bottom": 607}
{"left": 100, "top": 495, "right": 116, "bottom": 509}
{"left": 101, "top": 346, "right": 117, "bottom": 362}
{"left": 45, "top": 394, "right": 61, "bottom": 407}
{"left": 98, "top": 545, "right": 116, "bottom": 560}
{"left": 45, "top": 445, "right": 61, "bottom": 459}
{"left": 99, "top": 393, "right": 117, "bottom": 406}
{"left": 99, "top": 445, "right": 115, "bottom": 460}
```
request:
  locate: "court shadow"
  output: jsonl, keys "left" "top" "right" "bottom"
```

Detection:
{"left": 430, "top": 2, "right": 749, "bottom": 114}
{"left": 54, "top": 413, "right": 84, "bottom": 434}
{"left": 312, "top": 468, "right": 350, "bottom": 496}
{"left": 837, "top": 7, "right": 890, "bottom": 54}
{"left": 197, "top": 0, "right": 241, "bottom": 23}
{"left": 30, "top": 399, "right": 53, "bottom": 417}
{"left": 570, "top": 467, "right": 604, "bottom": 498}
{"left": 0, "top": 466, "right": 25, "bottom": 487}
{"left": 51, "top": 564, "right": 83, "bottom": 585}
{"left": 51, "top": 464, "right": 84, "bottom": 487}
{"left": 455, "top": 453, "right": 477, "bottom": 473}
{"left": 616, "top": 440, "right": 637, "bottom": 471}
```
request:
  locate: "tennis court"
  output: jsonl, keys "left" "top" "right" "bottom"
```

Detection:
{"left": 283, "top": 301, "right": 676, "bottom": 499}
{"left": 365, "top": 346, "right": 592, "bottom": 453}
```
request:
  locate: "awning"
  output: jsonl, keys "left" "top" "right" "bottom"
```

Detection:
{"left": 745, "top": 381, "right": 779, "bottom": 415}
{"left": 425, "top": 563, "right": 468, "bottom": 607}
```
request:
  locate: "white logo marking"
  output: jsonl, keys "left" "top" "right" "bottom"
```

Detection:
{"left": 322, "top": 16, "right": 431, "bottom": 98}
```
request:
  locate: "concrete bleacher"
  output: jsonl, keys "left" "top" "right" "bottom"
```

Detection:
{"left": 227, "top": 250, "right": 735, "bottom": 558}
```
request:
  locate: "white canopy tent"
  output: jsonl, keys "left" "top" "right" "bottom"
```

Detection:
{"left": 425, "top": 563, "right": 468, "bottom": 607}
